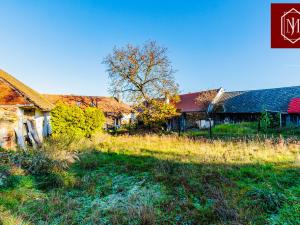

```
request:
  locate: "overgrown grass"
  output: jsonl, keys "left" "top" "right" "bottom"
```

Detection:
{"left": 185, "top": 122, "right": 300, "bottom": 140}
{"left": 0, "top": 134, "right": 299, "bottom": 224}
{"left": 184, "top": 122, "right": 258, "bottom": 137}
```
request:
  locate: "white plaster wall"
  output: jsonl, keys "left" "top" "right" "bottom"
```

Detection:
{"left": 196, "top": 120, "right": 214, "bottom": 129}
{"left": 121, "top": 112, "right": 136, "bottom": 124}
{"left": 34, "top": 110, "right": 45, "bottom": 141}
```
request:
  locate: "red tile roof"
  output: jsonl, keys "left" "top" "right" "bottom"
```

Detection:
{"left": 175, "top": 89, "right": 219, "bottom": 112}
{"left": 43, "top": 94, "right": 131, "bottom": 114}
{"left": 288, "top": 98, "right": 300, "bottom": 114}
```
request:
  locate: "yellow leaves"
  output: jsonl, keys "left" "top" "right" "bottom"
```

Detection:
{"left": 138, "top": 100, "right": 179, "bottom": 126}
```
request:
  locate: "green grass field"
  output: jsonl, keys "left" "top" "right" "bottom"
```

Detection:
{"left": 1, "top": 134, "right": 299, "bottom": 224}
{"left": 185, "top": 122, "right": 300, "bottom": 140}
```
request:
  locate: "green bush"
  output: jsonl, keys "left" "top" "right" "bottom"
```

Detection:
{"left": 84, "top": 107, "right": 106, "bottom": 137}
{"left": 11, "top": 137, "right": 78, "bottom": 176}
{"left": 260, "top": 111, "right": 273, "bottom": 133}
{"left": 259, "top": 111, "right": 283, "bottom": 132}
{"left": 51, "top": 103, "right": 106, "bottom": 138}
{"left": 12, "top": 148, "right": 70, "bottom": 176}
{"left": 37, "top": 171, "right": 77, "bottom": 189}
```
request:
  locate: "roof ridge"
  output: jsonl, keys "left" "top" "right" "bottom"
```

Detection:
{"left": 0, "top": 69, "right": 53, "bottom": 111}
{"left": 225, "top": 85, "right": 300, "bottom": 93}
{"left": 179, "top": 89, "right": 220, "bottom": 96}
{"left": 43, "top": 94, "right": 113, "bottom": 98}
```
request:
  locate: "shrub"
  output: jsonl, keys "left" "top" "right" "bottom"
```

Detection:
{"left": 83, "top": 107, "right": 106, "bottom": 137}
{"left": 51, "top": 103, "right": 85, "bottom": 137}
{"left": 11, "top": 137, "right": 78, "bottom": 176}
{"left": 51, "top": 102, "right": 105, "bottom": 138}
{"left": 12, "top": 149, "right": 66, "bottom": 176}
{"left": 38, "top": 171, "right": 77, "bottom": 189}
{"left": 260, "top": 111, "right": 272, "bottom": 132}
{"left": 9, "top": 139, "right": 78, "bottom": 190}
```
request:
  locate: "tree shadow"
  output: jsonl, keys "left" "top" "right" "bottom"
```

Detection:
{"left": 1, "top": 149, "right": 299, "bottom": 225}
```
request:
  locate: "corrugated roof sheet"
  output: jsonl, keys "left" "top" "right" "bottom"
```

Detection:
{"left": 0, "top": 69, "right": 53, "bottom": 111}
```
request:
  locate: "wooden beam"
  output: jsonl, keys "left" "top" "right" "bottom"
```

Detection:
{"left": 279, "top": 113, "right": 282, "bottom": 128}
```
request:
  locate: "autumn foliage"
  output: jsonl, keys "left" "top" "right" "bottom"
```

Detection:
{"left": 137, "top": 99, "right": 179, "bottom": 127}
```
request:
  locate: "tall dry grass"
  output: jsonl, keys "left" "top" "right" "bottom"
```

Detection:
{"left": 1, "top": 134, "right": 299, "bottom": 224}
{"left": 92, "top": 134, "right": 299, "bottom": 165}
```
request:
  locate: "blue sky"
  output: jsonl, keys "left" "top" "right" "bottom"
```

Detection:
{"left": 0, "top": 0, "right": 300, "bottom": 96}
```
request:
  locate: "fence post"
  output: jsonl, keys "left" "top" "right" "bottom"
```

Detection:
{"left": 209, "top": 118, "right": 212, "bottom": 139}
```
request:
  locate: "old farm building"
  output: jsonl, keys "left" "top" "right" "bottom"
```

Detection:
{"left": 171, "top": 86, "right": 300, "bottom": 130}
{"left": 171, "top": 88, "right": 224, "bottom": 130}
{"left": 44, "top": 94, "right": 133, "bottom": 129}
{"left": 0, "top": 69, "right": 133, "bottom": 149}
{"left": 212, "top": 86, "right": 300, "bottom": 126}
{"left": 0, "top": 69, "right": 53, "bottom": 149}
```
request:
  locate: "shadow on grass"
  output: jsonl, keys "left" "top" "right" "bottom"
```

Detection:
{"left": 1, "top": 150, "right": 299, "bottom": 225}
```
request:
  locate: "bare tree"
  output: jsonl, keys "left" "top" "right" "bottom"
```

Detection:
{"left": 103, "top": 41, "right": 178, "bottom": 103}
{"left": 195, "top": 90, "right": 217, "bottom": 111}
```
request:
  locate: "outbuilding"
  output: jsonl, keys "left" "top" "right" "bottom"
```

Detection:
{"left": 170, "top": 88, "right": 224, "bottom": 130}
{"left": 212, "top": 86, "right": 300, "bottom": 127}
{"left": 0, "top": 69, "right": 53, "bottom": 149}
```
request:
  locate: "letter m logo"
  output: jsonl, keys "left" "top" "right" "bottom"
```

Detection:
{"left": 281, "top": 8, "right": 300, "bottom": 44}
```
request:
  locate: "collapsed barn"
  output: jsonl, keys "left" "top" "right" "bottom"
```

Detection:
{"left": 0, "top": 69, "right": 133, "bottom": 149}
{"left": 0, "top": 69, "right": 53, "bottom": 149}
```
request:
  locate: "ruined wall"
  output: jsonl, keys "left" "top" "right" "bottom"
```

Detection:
{"left": 0, "top": 107, "right": 18, "bottom": 149}
{"left": 0, "top": 79, "right": 51, "bottom": 148}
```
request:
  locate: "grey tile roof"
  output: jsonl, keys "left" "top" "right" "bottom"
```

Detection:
{"left": 214, "top": 86, "right": 300, "bottom": 113}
